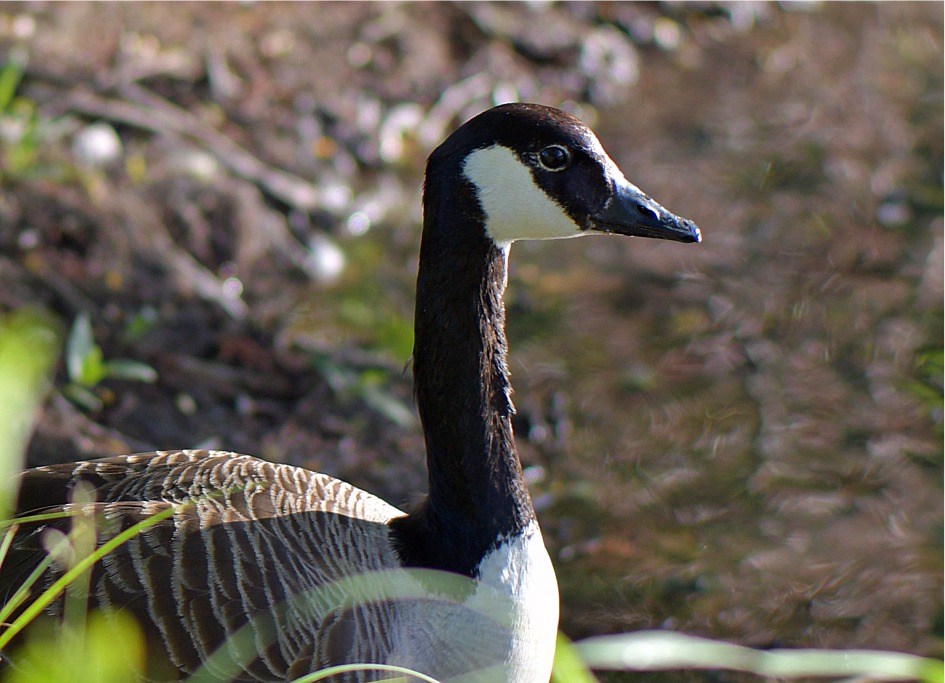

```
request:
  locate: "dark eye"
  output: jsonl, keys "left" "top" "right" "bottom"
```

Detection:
{"left": 538, "top": 145, "right": 571, "bottom": 171}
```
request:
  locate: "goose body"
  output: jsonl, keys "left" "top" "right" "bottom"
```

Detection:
{"left": 2, "top": 103, "right": 700, "bottom": 682}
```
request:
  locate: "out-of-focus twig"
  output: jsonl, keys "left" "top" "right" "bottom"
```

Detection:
{"left": 60, "top": 86, "right": 323, "bottom": 212}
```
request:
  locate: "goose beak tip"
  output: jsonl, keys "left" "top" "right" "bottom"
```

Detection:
{"left": 590, "top": 178, "right": 703, "bottom": 244}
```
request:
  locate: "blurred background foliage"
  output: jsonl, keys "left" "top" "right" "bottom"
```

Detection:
{"left": 0, "top": 2, "right": 940, "bottom": 679}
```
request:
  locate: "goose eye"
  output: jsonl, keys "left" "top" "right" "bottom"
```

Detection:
{"left": 538, "top": 145, "right": 571, "bottom": 171}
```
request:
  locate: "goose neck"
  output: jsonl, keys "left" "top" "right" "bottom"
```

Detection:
{"left": 407, "top": 213, "right": 535, "bottom": 574}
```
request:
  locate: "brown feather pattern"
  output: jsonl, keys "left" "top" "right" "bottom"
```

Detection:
{"left": 3, "top": 449, "right": 412, "bottom": 681}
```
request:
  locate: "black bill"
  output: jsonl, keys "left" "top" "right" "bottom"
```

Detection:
{"left": 590, "top": 177, "right": 702, "bottom": 244}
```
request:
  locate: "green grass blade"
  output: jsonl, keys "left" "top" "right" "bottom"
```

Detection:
{"left": 0, "top": 510, "right": 75, "bottom": 529}
{"left": 0, "top": 524, "right": 18, "bottom": 569}
{"left": 62, "top": 484, "right": 97, "bottom": 637}
{"left": 577, "top": 630, "right": 942, "bottom": 681}
{"left": 0, "top": 503, "right": 179, "bottom": 650}
{"left": 0, "top": 553, "right": 55, "bottom": 626}
{"left": 287, "top": 663, "right": 443, "bottom": 683}
{"left": 552, "top": 632, "right": 598, "bottom": 683}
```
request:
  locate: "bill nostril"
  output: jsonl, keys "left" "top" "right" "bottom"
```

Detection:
{"left": 636, "top": 203, "right": 659, "bottom": 222}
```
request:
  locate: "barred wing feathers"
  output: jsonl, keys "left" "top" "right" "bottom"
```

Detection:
{"left": 2, "top": 450, "right": 410, "bottom": 681}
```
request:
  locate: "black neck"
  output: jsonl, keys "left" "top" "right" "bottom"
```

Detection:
{"left": 389, "top": 172, "right": 536, "bottom": 577}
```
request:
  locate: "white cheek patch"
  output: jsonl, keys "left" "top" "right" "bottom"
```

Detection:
{"left": 462, "top": 145, "right": 584, "bottom": 246}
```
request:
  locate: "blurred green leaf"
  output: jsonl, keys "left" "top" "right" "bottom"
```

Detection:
{"left": 121, "top": 306, "right": 158, "bottom": 343}
{"left": 5, "top": 101, "right": 39, "bottom": 175}
{"left": 0, "top": 308, "right": 61, "bottom": 518}
{"left": 61, "top": 384, "right": 103, "bottom": 413}
{"left": 552, "top": 632, "right": 599, "bottom": 683}
{"left": 338, "top": 297, "right": 413, "bottom": 361}
{"left": 66, "top": 313, "right": 102, "bottom": 387}
{"left": 64, "top": 313, "right": 157, "bottom": 401}
{"left": 311, "top": 356, "right": 414, "bottom": 428}
{"left": 102, "top": 359, "right": 158, "bottom": 384}
{"left": 2, "top": 610, "right": 145, "bottom": 683}
{"left": 922, "top": 659, "right": 945, "bottom": 683}
{"left": 0, "top": 50, "right": 27, "bottom": 115}
{"left": 358, "top": 370, "right": 415, "bottom": 428}
{"left": 576, "top": 630, "right": 942, "bottom": 681}
{"left": 0, "top": 49, "right": 43, "bottom": 178}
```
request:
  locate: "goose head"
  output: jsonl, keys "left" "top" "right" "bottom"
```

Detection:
{"left": 423, "top": 102, "right": 701, "bottom": 248}
{"left": 409, "top": 103, "right": 702, "bottom": 581}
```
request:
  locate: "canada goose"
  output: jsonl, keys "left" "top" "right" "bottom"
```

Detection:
{"left": 1, "top": 103, "right": 700, "bottom": 682}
